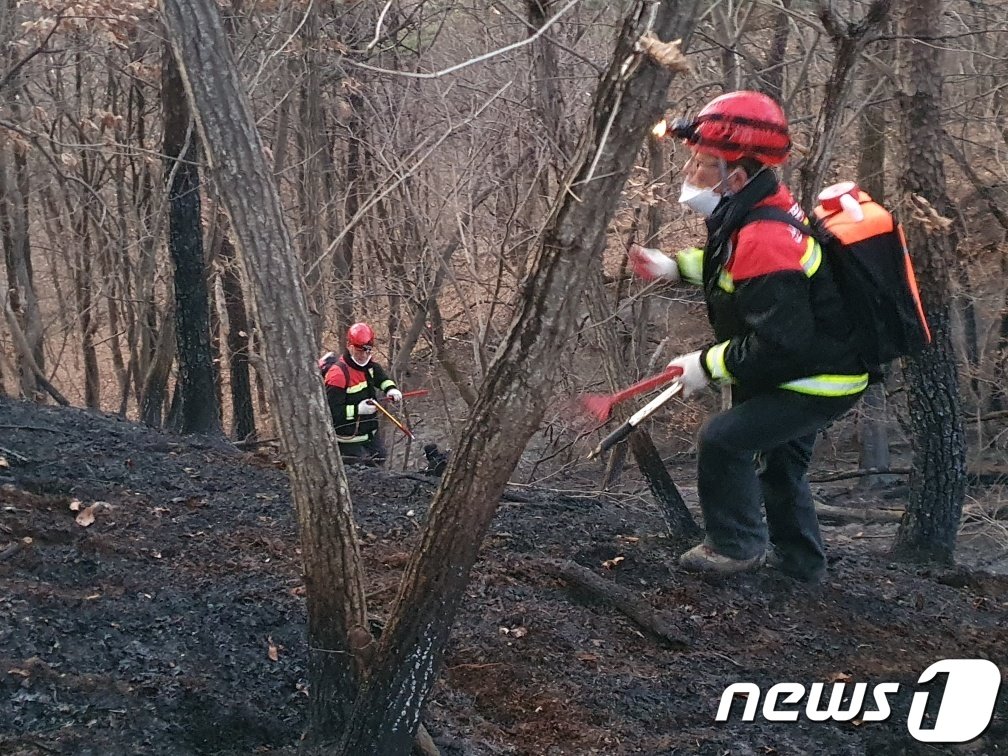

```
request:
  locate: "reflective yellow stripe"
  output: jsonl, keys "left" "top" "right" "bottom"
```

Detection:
{"left": 379, "top": 380, "right": 396, "bottom": 391}
{"left": 345, "top": 380, "right": 368, "bottom": 395}
{"left": 336, "top": 433, "right": 370, "bottom": 444}
{"left": 705, "top": 341, "right": 732, "bottom": 381}
{"left": 799, "top": 237, "right": 821, "bottom": 277}
{"left": 779, "top": 373, "right": 869, "bottom": 396}
{"left": 677, "top": 246, "right": 704, "bottom": 286}
{"left": 345, "top": 405, "right": 355, "bottom": 420}
{"left": 717, "top": 269, "right": 734, "bottom": 293}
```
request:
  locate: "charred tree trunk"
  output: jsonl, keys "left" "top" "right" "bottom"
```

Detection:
{"left": 338, "top": 5, "right": 694, "bottom": 752}
{"left": 161, "top": 0, "right": 369, "bottom": 740}
{"left": 163, "top": 46, "right": 221, "bottom": 435}
{"left": 219, "top": 230, "right": 255, "bottom": 441}
{"left": 891, "top": 0, "right": 966, "bottom": 564}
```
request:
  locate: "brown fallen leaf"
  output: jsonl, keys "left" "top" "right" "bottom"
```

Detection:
{"left": 827, "top": 671, "right": 852, "bottom": 684}
{"left": 601, "top": 555, "right": 625, "bottom": 570}
{"left": 75, "top": 504, "right": 98, "bottom": 527}
{"left": 69, "top": 499, "right": 82, "bottom": 512}
{"left": 268, "top": 637, "right": 279, "bottom": 662}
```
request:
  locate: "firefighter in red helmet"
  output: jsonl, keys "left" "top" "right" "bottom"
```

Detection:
{"left": 628, "top": 91, "right": 866, "bottom": 581}
{"left": 319, "top": 322, "right": 401, "bottom": 466}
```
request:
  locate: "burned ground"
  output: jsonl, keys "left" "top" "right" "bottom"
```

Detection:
{"left": 1, "top": 396, "right": 1006, "bottom": 755}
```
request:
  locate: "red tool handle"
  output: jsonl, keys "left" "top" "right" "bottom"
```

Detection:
{"left": 608, "top": 365, "right": 683, "bottom": 406}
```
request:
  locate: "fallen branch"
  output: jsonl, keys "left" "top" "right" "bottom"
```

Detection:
{"left": 545, "top": 558, "right": 689, "bottom": 650}
{"left": 233, "top": 437, "right": 278, "bottom": 450}
{"left": 814, "top": 500, "right": 904, "bottom": 524}
{"left": 810, "top": 467, "right": 911, "bottom": 483}
{"left": 810, "top": 467, "right": 1007, "bottom": 486}
{"left": 0, "top": 544, "right": 26, "bottom": 564}
{"left": 0, "top": 445, "right": 30, "bottom": 464}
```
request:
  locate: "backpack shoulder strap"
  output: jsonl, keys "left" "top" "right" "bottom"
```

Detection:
{"left": 742, "top": 206, "right": 813, "bottom": 236}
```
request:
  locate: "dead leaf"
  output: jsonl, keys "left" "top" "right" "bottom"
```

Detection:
{"left": 908, "top": 194, "right": 953, "bottom": 234}
{"left": 601, "top": 555, "right": 625, "bottom": 570}
{"left": 267, "top": 637, "right": 279, "bottom": 662}
{"left": 0, "top": 456, "right": 7, "bottom": 469}
{"left": 69, "top": 499, "right": 82, "bottom": 512}
{"left": 827, "top": 671, "right": 852, "bottom": 684}
{"left": 7, "top": 668, "right": 30, "bottom": 678}
{"left": 75, "top": 504, "right": 97, "bottom": 527}
{"left": 510, "top": 626, "right": 527, "bottom": 639}
{"left": 637, "top": 34, "right": 691, "bottom": 74}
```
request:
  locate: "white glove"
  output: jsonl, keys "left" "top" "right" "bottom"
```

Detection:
{"left": 668, "top": 350, "right": 710, "bottom": 398}
{"left": 386, "top": 388, "right": 403, "bottom": 403}
{"left": 628, "top": 244, "right": 680, "bottom": 282}
{"left": 357, "top": 399, "right": 377, "bottom": 416}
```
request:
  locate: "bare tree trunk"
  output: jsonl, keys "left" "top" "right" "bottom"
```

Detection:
{"left": 161, "top": 0, "right": 369, "bottom": 740}
{"left": 295, "top": 5, "right": 326, "bottom": 342}
{"left": 891, "top": 0, "right": 966, "bottom": 564}
{"left": 0, "top": 142, "right": 43, "bottom": 399}
{"left": 140, "top": 307, "right": 176, "bottom": 428}
{"left": 338, "top": 4, "right": 694, "bottom": 752}
{"left": 759, "top": 0, "right": 792, "bottom": 102}
{"left": 75, "top": 216, "right": 101, "bottom": 409}
{"left": 855, "top": 74, "right": 890, "bottom": 486}
{"left": 163, "top": 45, "right": 221, "bottom": 435}
{"left": 0, "top": 0, "right": 43, "bottom": 399}
{"left": 219, "top": 228, "right": 255, "bottom": 440}
{"left": 798, "top": 0, "right": 892, "bottom": 206}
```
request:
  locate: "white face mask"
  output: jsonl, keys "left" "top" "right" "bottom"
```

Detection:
{"left": 678, "top": 180, "right": 724, "bottom": 217}
{"left": 348, "top": 347, "right": 371, "bottom": 367}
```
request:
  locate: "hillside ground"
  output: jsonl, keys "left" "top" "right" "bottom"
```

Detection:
{"left": 1, "top": 396, "right": 1006, "bottom": 755}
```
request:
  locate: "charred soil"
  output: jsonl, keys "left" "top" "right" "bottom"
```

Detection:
{"left": 1, "top": 397, "right": 1006, "bottom": 755}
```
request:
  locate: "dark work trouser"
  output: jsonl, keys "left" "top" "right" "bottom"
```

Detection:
{"left": 696, "top": 389, "right": 862, "bottom": 574}
{"left": 339, "top": 432, "right": 387, "bottom": 467}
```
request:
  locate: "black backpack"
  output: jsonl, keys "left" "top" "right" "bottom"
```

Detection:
{"left": 744, "top": 186, "right": 931, "bottom": 371}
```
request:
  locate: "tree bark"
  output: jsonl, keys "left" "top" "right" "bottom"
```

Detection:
{"left": 0, "top": 141, "right": 43, "bottom": 399}
{"left": 219, "top": 229, "right": 255, "bottom": 441}
{"left": 759, "top": 0, "right": 792, "bottom": 103}
{"left": 160, "top": 0, "right": 369, "bottom": 740}
{"left": 140, "top": 307, "right": 176, "bottom": 428}
{"left": 162, "top": 45, "right": 221, "bottom": 435}
{"left": 798, "top": 0, "right": 892, "bottom": 206}
{"left": 855, "top": 74, "right": 891, "bottom": 486}
{"left": 295, "top": 4, "right": 326, "bottom": 341}
{"left": 338, "top": 4, "right": 694, "bottom": 752}
{"left": 891, "top": 0, "right": 966, "bottom": 564}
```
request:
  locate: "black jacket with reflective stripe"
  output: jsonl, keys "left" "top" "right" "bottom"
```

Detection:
{"left": 700, "top": 171, "right": 863, "bottom": 396}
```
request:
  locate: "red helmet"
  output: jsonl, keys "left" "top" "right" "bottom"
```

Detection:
{"left": 346, "top": 322, "right": 375, "bottom": 347}
{"left": 673, "top": 91, "right": 790, "bottom": 166}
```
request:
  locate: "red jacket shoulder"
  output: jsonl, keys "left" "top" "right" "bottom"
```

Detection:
{"left": 728, "top": 189, "right": 808, "bottom": 281}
